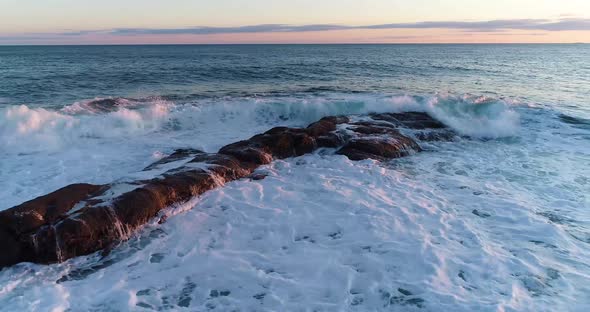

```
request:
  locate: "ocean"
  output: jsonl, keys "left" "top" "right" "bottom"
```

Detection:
{"left": 0, "top": 44, "right": 589, "bottom": 311}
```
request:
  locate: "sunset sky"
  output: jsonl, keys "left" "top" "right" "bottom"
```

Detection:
{"left": 1, "top": 0, "right": 589, "bottom": 44}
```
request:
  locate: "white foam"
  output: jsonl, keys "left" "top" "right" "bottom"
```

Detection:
{"left": 0, "top": 141, "right": 587, "bottom": 310}
{"left": 1, "top": 93, "right": 588, "bottom": 311}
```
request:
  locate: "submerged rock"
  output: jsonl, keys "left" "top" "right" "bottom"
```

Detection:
{"left": 0, "top": 111, "right": 450, "bottom": 268}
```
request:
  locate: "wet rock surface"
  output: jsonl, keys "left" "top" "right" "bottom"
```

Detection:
{"left": 0, "top": 112, "right": 451, "bottom": 268}
{"left": 336, "top": 137, "right": 421, "bottom": 161}
{"left": 143, "top": 149, "right": 204, "bottom": 171}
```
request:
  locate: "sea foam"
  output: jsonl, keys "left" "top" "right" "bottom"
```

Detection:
{"left": 0, "top": 93, "right": 588, "bottom": 311}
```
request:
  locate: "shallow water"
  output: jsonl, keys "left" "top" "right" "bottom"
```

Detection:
{"left": 0, "top": 44, "right": 589, "bottom": 311}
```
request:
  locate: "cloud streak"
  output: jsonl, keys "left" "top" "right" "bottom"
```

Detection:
{"left": 54, "top": 18, "right": 590, "bottom": 36}
{"left": 1, "top": 18, "right": 588, "bottom": 43}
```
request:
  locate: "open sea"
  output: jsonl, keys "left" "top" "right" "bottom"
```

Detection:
{"left": 0, "top": 44, "right": 589, "bottom": 311}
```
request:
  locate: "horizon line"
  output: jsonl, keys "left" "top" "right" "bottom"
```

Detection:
{"left": 0, "top": 42, "right": 588, "bottom": 47}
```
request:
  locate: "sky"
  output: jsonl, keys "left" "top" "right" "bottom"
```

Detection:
{"left": 0, "top": 0, "right": 589, "bottom": 44}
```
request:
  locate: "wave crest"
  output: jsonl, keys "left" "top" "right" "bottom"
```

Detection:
{"left": 0, "top": 100, "right": 171, "bottom": 153}
{"left": 0, "top": 93, "right": 520, "bottom": 154}
{"left": 424, "top": 94, "right": 520, "bottom": 138}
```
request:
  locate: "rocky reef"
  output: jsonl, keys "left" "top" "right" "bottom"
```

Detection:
{"left": 0, "top": 112, "right": 454, "bottom": 268}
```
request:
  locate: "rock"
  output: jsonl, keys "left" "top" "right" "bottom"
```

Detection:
{"left": 0, "top": 112, "right": 451, "bottom": 268}
{"left": 85, "top": 98, "right": 127, "bottom": 113}
{"left": 306, "top": 116, "right": 349, "bottom": 148}
{"left": 143, "top": 149, "right": 204, "bottom": 171}
{"left": 305, "top": 116, "right": 350, "bottom": 136}
{"left": 333, "top": 114, "right": 436, "bottom": 161}
{"left": 188, "top": 153, "right": 254, "bottom": 181}
{"left": 248, "top": 172, "right": 268, "bottom": 181}
{"left": 219, "top": 127, "right": 316, "bottom": 163}
{"left": 414, "top": 130, "right": 457, "bottom": 142}
{"left": 218, "top": 142, "right": 273, "bottom": 165}
{"left": 0, "top": 183, "right": 105, "bottom": 235}
{"left": 0, "top": 227, "right": 23, "bottom": 268}
{"left": 0, "top": 183, "right": 106, "bottom": 267}
{"left": 371, "top": 112, "right": 446, "bottom": 129}
{"left": 337, "top": 137, "right": 421, "bottom": 161}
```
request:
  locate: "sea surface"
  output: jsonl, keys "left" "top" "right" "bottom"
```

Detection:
{"left": 0, "top": 44, "right": 589, "bottom": 311}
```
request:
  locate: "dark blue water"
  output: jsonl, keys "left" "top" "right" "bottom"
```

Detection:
{"left": 1, "top": 44, "right": 588, "bottom": 114}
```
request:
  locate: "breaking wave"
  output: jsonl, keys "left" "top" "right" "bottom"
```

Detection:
{"left": 0, "top": 93, "right": 520, "bottom": 154}
{"left": 0, "top": 92, "right": 588, "bottom": 311}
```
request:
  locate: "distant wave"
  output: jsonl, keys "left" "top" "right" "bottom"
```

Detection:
{"left": 558, "top": 113, "right": 590, "bottom": 130}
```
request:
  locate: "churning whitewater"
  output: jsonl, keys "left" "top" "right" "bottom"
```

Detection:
{"left": 0, "top": 92, "right": 588, "bottom": 311}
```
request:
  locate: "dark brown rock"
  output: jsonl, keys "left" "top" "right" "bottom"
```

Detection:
{"left": 0, "top": 112, "right": 451, "bottom": 268}
{"left": 305, "top": 116, "right": 349, "bottom": 136}
{"left": 349, "top": 124, "right": 403, "bottom": 136}
{"left": 218, "top": 141, "right": 273, "bottom": 165}
{"left": 306, "top": 116, "right": 349, "bottom": 148}
{"left": 219, "top": 128, "right": 315, "bottom": 163}
{"left": 0, "top": 183, "right": 105, "bottom": 236}
{"left": 314, "top": 133, "right": 346, "bottom": 148}
{"left": 336, "top": 136, "right": 421, "bottom": 161}
{"left": 371, "top": 112, "right": 446, "bottom": 129}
